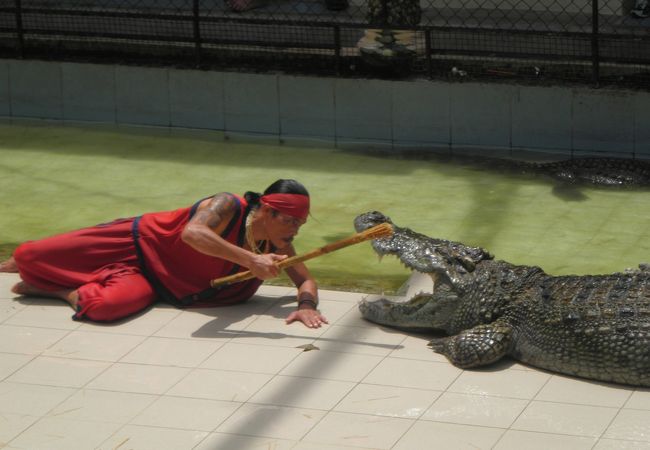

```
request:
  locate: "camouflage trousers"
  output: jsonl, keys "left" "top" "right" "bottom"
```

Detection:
{"left": 366, "top": 0, "right": 422, "bottom": 27}
{"left": 358, "top": 0, "right": 421, "bottom": 65}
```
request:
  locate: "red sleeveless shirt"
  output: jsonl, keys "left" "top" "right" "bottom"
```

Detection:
{"left": 133, "top": 194, "right": 262, "bottom": 307}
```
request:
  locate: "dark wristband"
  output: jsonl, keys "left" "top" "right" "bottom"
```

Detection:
{"left": 297, "top": 299, "right": 318, "bottom": 310}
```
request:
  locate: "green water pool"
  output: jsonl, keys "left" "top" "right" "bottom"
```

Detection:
{"left": 1, "top": 121, "right": 649, "bottom": 294}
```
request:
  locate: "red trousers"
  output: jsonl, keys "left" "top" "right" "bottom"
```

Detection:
{"left": 13, "top": 219, "right": 156, "bottom": 322}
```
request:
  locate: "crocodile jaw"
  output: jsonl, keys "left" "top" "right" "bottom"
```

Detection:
{"left": 354, "top": 211, "right": 492, "bottom": 285}
{"left": 358, "top": 271, "right": 447, "bottom": 330}
{"left": 354, "top": 211, "right": 484, "bottom": 330}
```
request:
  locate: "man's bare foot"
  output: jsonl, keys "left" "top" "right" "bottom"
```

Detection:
{"left": 12, "top": 281, "right": 48, "bottom": 296}
{"left": 12, "top": 281, "right": 79, "bottom": 309}
{"left": 0, "top": 257, "right": 18, "bottom": 273}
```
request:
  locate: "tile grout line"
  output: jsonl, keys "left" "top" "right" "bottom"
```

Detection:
{"left": 496, "top": 371, "right": 553, "bottom": 446}
{"left": 4, "top": 316, "right": 93, "bottom": 447}
{"left": 591, "top": 388, "right": 636, "bottom": 447}
{"left": 190, "top": 295, "right": 296, "bottom": 440}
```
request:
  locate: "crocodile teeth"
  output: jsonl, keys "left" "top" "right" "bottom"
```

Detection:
{"left": 394, "top": 271, "right": 436, "bottom": 299}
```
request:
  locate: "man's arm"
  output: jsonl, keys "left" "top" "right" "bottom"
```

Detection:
{"left": 283, "top": 247, "right": 327, "bottom": 328}
{"left": 181, "top": 193, "right": 285, "bottom": 280}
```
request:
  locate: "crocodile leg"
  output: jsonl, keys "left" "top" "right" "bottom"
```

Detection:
{"left": 428, "top": 320, "right": 513, "bottom": 369}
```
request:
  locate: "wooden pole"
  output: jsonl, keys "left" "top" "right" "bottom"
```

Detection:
{"left": 210, "top": 222, "right": 393, "bottom": 287}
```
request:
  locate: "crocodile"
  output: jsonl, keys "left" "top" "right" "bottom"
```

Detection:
{"left": 354, "top": 211, "right": 650, "bottom": 387}
{"left": 520, "top": 157, "right": 650, "bottom": 187}
{"left": 355, "top": 153, "right": 650, "bottom": 188}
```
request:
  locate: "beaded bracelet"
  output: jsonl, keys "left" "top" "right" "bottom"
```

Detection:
{"left": 297, "top": 299, "right": 318, "bottom": 310}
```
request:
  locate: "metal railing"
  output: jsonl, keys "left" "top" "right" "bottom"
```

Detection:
{"left": 1, "top": 0, "right": 649, "bottom": 87}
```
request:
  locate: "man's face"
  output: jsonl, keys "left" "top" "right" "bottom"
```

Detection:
{"left": 264, "top": 207, "right": 306, "bottom": 249}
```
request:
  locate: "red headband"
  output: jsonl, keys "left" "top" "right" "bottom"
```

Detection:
{"left": 260, "top": 193, "right": 310, "bottom": 220}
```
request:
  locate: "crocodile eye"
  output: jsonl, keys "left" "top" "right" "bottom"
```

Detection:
{"left": 459, "top": 256, "right": 475, "bottom": 272}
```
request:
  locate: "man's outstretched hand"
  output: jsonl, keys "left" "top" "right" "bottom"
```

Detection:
{"left": 286, "top": 308, "right": 329, "bottom": 328}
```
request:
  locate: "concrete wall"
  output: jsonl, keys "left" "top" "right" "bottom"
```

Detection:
{"left": 1, "top": 58, "right": 648, "bottom": 159}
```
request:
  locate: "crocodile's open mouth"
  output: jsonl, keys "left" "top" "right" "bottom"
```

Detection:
{"left": 354, "top": 211, "right": 493, "bottom": 329}
{"left": 353, "top": 210, "right": 446, "bottom": 296}
{"left": 354, "top": 211, "right": 450, "bottom": 331}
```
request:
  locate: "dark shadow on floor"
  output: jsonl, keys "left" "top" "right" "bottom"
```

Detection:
{"left": 189, "top": 294, "right": 405, "bottom": 349}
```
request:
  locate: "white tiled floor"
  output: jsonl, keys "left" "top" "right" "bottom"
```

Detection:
{"left": 1, "top": 273, "right": 650, "bottom": 449}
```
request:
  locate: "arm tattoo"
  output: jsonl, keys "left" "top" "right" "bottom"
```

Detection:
{"left": 192, "top": 193, "right": 237, "bottom": 230}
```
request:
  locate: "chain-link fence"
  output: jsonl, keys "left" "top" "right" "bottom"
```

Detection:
{"left": 1, "top": 0, "right": 649, "bottom": 87}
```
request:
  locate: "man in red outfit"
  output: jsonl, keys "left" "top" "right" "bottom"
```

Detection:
{"left": 0, "top": 179, "right": 327, "bottom": 328}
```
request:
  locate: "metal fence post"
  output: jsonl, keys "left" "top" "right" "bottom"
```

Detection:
{"left": 193, "top": 0, "right": 202, "bottom": 66}
{"left": 591, "top": 0, "right": 600, "bottom": 85}
{"left": 425, "top": 28, "right": 432, "bottom": 79}
{"left": 15, "top": 0, "right": 24, "bottom": 58}
{"left": 334, "top": 25, "right": 341, "bottom": 75}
